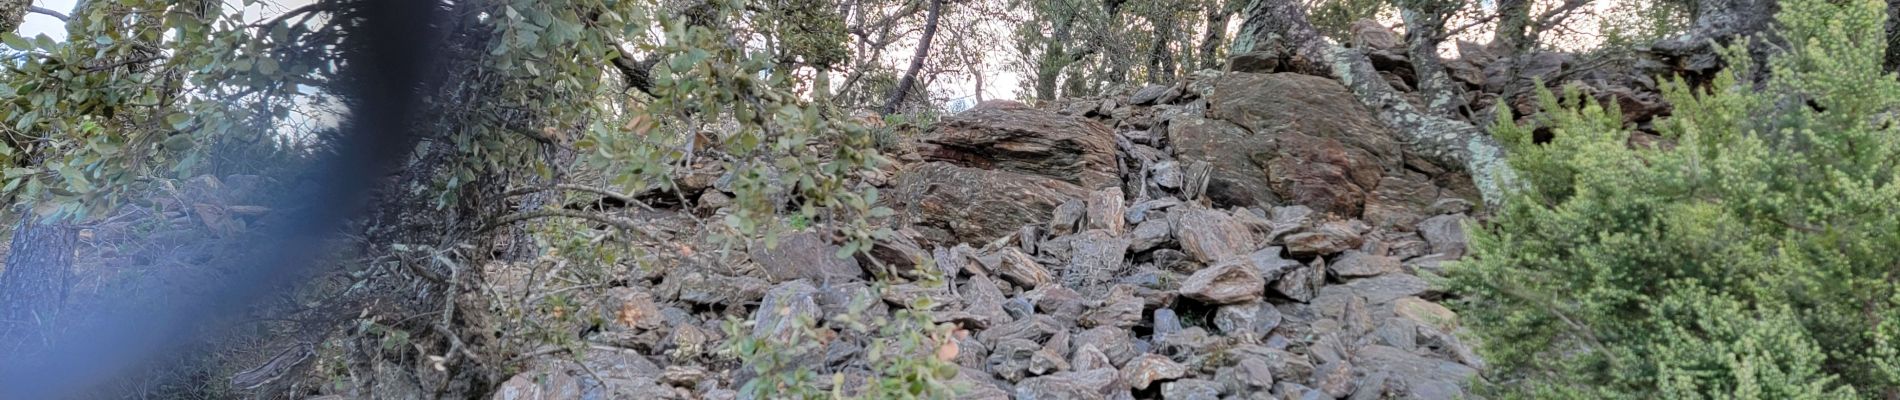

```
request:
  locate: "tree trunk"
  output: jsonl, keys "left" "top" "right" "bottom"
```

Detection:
{"left": 880, "top": 0, "right": 945, "bottom": 114}
{"left": 1036, "top": 10, "right": 1079, "bottom": 101}
{"left": 1400, "top": 0, "right": 1463, "bottom": 118}
{"left": 1491, "top": 0, "right": 1531, "bottom": 52}
{"left": 1237, "top": 0, "right": 1517, "bottom": 207}
{"left": 1198, "top": 0, "right": 1234, "bottom": 71}
{"left": 0, "top": 216, "right": 79, "bottom": 347}
{"left": 1147, "top": 8, "right": 1177, "bottom": 83}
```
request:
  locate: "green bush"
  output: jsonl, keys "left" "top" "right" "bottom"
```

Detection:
{"left": 1447, "top": 0, "right": 1900, "bottom": 397}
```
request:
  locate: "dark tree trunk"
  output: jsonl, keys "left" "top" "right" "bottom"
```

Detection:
{"left": 881, "top": 0, "right": 945, "bottom": 114}
{"left": 1147, "top": 8, "right": 1177, "bottom": 83}
{"left": 1492, "top": 0, "right": 1531, "bottom": 52}
{"left": 1198, "top": 0, "right": 1234, "bottom": 71}
{"left": 0, "top": 217, "right": 79, "bottom": 346}
{"left": 1036, "top": 11, "right": 1079, "bottom": 101}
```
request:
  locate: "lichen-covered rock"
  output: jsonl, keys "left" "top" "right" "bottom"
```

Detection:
{"left": 891, "top": 162, "right": 1088, "bottom": 245}
{"left": 1208, "top": 72, "right": 1403, "bottom": 169}
{"left": 918, "top": 101, "right": 1118, "bottom": 189}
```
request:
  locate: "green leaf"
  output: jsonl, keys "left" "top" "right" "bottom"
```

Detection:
{"left": 1, "top": 33, "right": 28, "bottom": 50}
{"left": 257, "top": 57, "right": 280, "bottom": 75}
{"left": 165, "top": 113, "right": 192, "bottom": 130}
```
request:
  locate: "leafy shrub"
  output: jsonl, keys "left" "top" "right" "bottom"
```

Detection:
{"left": 1448, "top": 0, "right": 1900, "bottom": 397}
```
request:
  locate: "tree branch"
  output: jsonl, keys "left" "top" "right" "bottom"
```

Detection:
{"left": 27, "top": 6, "right": 68, "bottom": 21}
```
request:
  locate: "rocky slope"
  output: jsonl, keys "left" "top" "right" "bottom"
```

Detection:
{"left": 483, "top": 69, "right": 1503, "bottom": 400}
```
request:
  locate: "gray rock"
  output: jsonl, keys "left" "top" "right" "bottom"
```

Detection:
{"left": 1417, "top": 214, "right": 1470, "bottom": 258}
{"left": 1013, "top": 369, "right": 1122, "bottom": 400}
{"left": 1178, "top": 261, "right": 1265, "bottom": 304}
{"left": 1151, "top": 161, "right": 1184, "bottom": 189}
{"left": 1131, "top": 84, "right": 1172, "bottom": 105}
{"left": 989, "top": 338, "right": 1043, "bottom": 382}
{"left": 1214, "top": 300, "right": 1284, "bottom": 341}
{"left": 1076, "top": 326, "right": 1141, "bottom": 367}
{"left": 1130, "top": 219, "right": 1173, "bottom": 253}
{"left": 1050, "top": 199, "right": 1087, "bottom": 236}
{"left": 1267, "top": 205, "right": 1316, "bottom": 240}
{"left": 1374, "top": 318, "right": 1420, "bottom": 351}
{"left": 1352, "top": 345, "right": 1477, "bottom": 399}
{"left": 1062, "top": 230, "right": 1131, "bottom": 297}
{"left": 1345, "top": 274, "right": 1431, "bottom": 304}
{"left": 1328, "top": 250, "right": 1401, "bottom": 278}
{"left": 961, "top": 276, "right": 1013, "bottom": 326}
{"left": 1161, "top": 379, "right": 1222, "bottom": 400}
{"left": 1153, "top": 308, "right": 1184, "bottom": 339}
{"left": 753, "top": 281, "right": 822, "bottom": 340}
{"left": 1121, "top": 354, "right": 1188, "bottom": 390}
{"left": 1272, "top": 261, "right": 1321, "bottom": 302}
{"left": 749, "top": 231, "right": 864, "bottom": 284}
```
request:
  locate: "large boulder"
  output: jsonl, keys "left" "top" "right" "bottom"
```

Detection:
{"left": 917, "top": 100, "right": 1118, "bottom": 189}
{"left": 1168, "top": 116, "right": 1278, "bottom": 208}
{"left": 890, "top": 162, "right": 1088, "bottom": 245}
{"left": 1207, "top": 72, "right": 1402, "bottom": 169}
{"left": 1174, "top": 72, "right": 1410, "bottom": 215}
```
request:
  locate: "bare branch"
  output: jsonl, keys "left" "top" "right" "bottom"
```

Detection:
{"left": 27, "top": 6, "right": 68, "bottom": 21}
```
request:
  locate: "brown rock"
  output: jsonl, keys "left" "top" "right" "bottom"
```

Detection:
{"left": 1265, "top": 134, "right": 1384, "bottom": 217}
{"left": 917, "top": 101, "right": 1118, "bottom": 189}
{"left": 1122, "top": 354, "right": 1188, "bottom": 390}
{"left": 1285, "top": 221, "right": 1366, "bottom": 256}
{"left": 1173, "top": 207, "right": 1260, "bottom": 264}
{"left": 1178, "top": 262, "right": 1266, "bottom": 304}
{"left": 890, "top": 162, "right": 1088, "bottom": 245}
{"left": 1168, "top": 115, "right": 1279, "bottom": 208}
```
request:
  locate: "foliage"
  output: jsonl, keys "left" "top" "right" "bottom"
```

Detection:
{"left": 1307, "top": 0, "right": 1390, "bottom": 40}
{"left": 0, "top": 0, "right": 319, "bottom": 223}
{"left": 1448, "top": 0, "right": 1900, "bottom": 397}
{"left": 722, "top": 281, "right": 963, "bottom": 399}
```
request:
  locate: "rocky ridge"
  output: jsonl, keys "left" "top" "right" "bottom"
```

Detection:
{"left": 488, "top": 68, "right": 1500, "bottom": 400}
